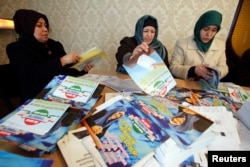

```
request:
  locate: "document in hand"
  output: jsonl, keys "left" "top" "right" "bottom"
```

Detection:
{"left": 198, "top": 67, "right": 220, "bottom": 90}
{"left": 123, "top": 47, "right": 176, "bottom": 97}
{"left": 70, "top": 47, "right": 106, "bottom": 71}
{"left": 1, "top": 99, "right": 69, "bottom": 136}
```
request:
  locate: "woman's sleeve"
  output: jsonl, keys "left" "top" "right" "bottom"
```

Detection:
{"left": 115, "top": 37, "right": 137, "bottom": 70}
{"left": 215, "top": 40, "right": 228, "bottom": 79}
{"left": 6, "top": 42, "right": 63, "bottom": 83}
{"left": 169, "top": 39, "right": 191, "bottom": 79}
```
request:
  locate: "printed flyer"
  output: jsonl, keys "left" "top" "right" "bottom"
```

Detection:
{"left": 123, "top": 47, "right": 176, "bottom": 97}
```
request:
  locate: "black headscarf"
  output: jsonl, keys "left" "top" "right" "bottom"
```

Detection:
{"left": 13, "top": 9, "right": 49, "bottom": 37}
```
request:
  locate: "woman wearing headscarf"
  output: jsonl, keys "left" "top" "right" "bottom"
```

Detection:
{"left": 169, "top": 10, "right": 228, "bottom": 80}
{"left": 169, "top": 107, "right": 212, "bottom": 133}
{"left": 115, "top": 15, "right": 169, "bottom": 74}
{"left": 86, "top": 106, "right": 126, "bottom": 138}
{"left": 6, "top": 9, "right": 93, "bottom": 103}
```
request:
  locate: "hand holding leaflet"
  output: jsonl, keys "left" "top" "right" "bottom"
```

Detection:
{"left": 123, "top": 47, "right": 176, "bottom": 97}
{"left": 70, "top": 47, "right": 106, "bottom": 71}
{"left": 198, "top": 67, "right": 220, "bottom": 90}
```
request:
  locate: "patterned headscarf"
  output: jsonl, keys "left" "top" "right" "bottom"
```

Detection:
{"left": 134, "top": 15, "right": 166, "bottom": 59}
{"left": 13, "top": 9, "right": 49, "bottom": 37}
{"left": 193, "top": 10, "right": 222, "bottom": 53}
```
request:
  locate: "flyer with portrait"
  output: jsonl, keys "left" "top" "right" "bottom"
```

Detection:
{"left": 85, "top": 96, "right": 170, "bottom": 167}
{"left": 123, "top": 47, "right": 176, "bottom": 97}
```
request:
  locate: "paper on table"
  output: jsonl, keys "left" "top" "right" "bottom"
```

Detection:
{"left": 57, "top": 127, "right": 103, "bottom": 167}
{"left": 189, "top": 106, "right": 241, "bottom": 150}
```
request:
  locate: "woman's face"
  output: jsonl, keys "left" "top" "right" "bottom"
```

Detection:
{"left": 109, "top": 111, "right": 125, "bottom": 120}
{"left": 142, "top": 26, "right": 156, "bottom": 44}
{"left": 170, "top": 116, "right": 186, "bottom": 125}
{"left": 199, "top": 25, "right": 218, "bottom": 43}
{"left": 34, "top": 18, "right": 49, "bottom": 43}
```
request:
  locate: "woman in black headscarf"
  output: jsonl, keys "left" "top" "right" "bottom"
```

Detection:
{"left": 6, "top": 9, "right": 93, "bottom": 103}
{"left": 115, "top": 15, "right": 169, "bottom": 74}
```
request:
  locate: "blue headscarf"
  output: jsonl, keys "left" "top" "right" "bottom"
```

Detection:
{"left": 193, "top": 10, "right": 222, "bottom": 53}
{"left": 134, "top": 15, "right": 166, "bottom": 59}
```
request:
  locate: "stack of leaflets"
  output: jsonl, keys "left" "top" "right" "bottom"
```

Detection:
{"left": 123, "top": 47, "right": 176, "bottom": 97}
{"left": 46, "top": 75, "right": 98, "bottom": 103}
{"left": 83, "top": 94, "right": 214, "bottom": 167}
{"left": 0, "top": 75, "right": 104, "bottom": 156}
{"left": 0, "top": 98, "right": 82, "bottom": 156}
{"left": 42, "top": 75, "right": 104, "bottom": 114}
{"left": 1, "top": 99, "right": 69, "bottom": 136}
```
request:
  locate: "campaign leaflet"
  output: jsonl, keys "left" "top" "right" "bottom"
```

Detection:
{"left": 123, "top": 47, "right": 176, "bottom": 97}
{"left": 43, "top": 75, "right": 104, "bottom": 114}
{"left": 0, "top": 105, "right": 82, "bottom": 155}
{"left": 198, "top": 67, "right": 220, "bottom": 90}
{"left": 1, "top": 99, "right": 69, "bottom": 136}
{"left": 51, "top": 75, "right": 98, "bottom": 104}
{"left": 130, "top": 94, "right": 214, "bottom": 149}
{"left": 86, "top": 96, "right": 170, "bottom": 167}
{"left": 165, "top": 86, "right": 241, "bottom": 112}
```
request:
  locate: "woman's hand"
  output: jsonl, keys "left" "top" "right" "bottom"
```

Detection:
{"left": 195, "top": 64, "right": 212, "bottom": 79}
{"left": 130, "top": 42, "right": 149, "bottom": 59}
{"left": 91, "top": 125, "right": 103, "bottom": 135}
{"left": 84, "top": 63, "right": 94, "bottom": 72}
{"left": 60, "top": 52, "right": 80, "bottom": 66}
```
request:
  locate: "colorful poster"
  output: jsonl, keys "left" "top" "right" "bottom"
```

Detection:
{"left": 131, "top": 94, "right": 214, "bottom": 148}
{"left": 86, "top": 96, "right": 171, "bottom": 167}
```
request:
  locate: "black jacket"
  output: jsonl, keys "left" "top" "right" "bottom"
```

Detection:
{"left": 6, "top": 36, "right": 85, "bottom": 102}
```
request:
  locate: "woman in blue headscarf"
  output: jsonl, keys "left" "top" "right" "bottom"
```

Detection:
{"left": 170, "top": 10, "right": 228, "bottom": 80}
{"left": 115, "top": 15, "right": 169, "bottom": 74}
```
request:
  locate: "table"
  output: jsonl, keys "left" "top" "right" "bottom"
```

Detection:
{"left": 1, "top": 70, "right": 249, "bottom": 167}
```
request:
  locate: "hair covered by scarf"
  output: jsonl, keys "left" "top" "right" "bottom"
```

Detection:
{"left": 134, "top": 15, "right": 166, "bottom": 59}
{"left": 193, "top": 10, "right": 222, "bottom": 53}
{"left": 169, "top": 111, "right": 199, "bottom": 132}
{"left": 94, "top": 106, "right": 126, "bottom": 129}
{"left": 13, "top": 9, "right": 49, "bottom": 37}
